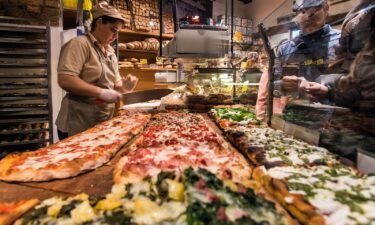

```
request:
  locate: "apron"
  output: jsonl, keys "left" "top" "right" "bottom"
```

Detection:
{"left": 56, "top": 35, "right": 119, "bottom": 136}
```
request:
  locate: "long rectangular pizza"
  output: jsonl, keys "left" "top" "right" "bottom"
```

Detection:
{"left": 114, "top": 111, "right": 252, "bottom": 185}
{"left": 0, "top": 111, "right": 150, "bottom": 182}
{"left": 15, "top": 168, "right": 297, "bottom": 225}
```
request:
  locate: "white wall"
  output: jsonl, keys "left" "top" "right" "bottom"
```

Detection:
{"left": 213, "top": 0, "right": 251, "bottom": 21}
{"left": 50, "top": 26, "right": 64, "bottom": 143}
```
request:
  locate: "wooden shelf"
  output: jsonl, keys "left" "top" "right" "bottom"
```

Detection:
{"left": 119, "top": 29, "right": 174, "bottom": 39}
{"left": 119, "top": 68, "right": 176, "bottom": 72}
{"left": 119, "top": 49, "right": 158, "bottom": 54}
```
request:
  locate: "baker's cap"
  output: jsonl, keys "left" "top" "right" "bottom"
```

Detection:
{"left": 92, "top": 2, "right": 125, "bottom": 22}
{"left": 293, "top": 0, "right": 326, "bottom": 12}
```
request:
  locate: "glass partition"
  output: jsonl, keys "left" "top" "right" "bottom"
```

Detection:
{"left": 260, "top": 0, "right": 374, "bottom": 167}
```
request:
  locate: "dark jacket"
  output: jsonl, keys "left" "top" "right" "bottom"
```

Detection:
{"left": 329, "top": 2, "right": 375, "bottom": 108}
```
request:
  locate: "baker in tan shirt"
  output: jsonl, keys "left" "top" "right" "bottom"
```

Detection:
{"left": 56, "top": 2, "right": 138, "bottom": 139}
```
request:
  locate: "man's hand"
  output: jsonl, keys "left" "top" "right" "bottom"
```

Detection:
{"left": 122, "top": 74, "right": 138, "bottom": 93}
{"left": 306, "top": 82, "right": 328, "bottom": 101}
{"left": 98, "top": 89, "right": 121, "bottom": 103}
{"left": 282, "top": 76, "right": 300, "bottom": 92}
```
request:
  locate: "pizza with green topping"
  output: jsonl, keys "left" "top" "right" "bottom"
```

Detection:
{"left": 16, "top": 168, "right": 297, "bottom": 225}
{"left": 225, "top": 127, "right": 342, "bottom": 168}
{"left": 209, "top": 107, "right": 264, "bottom": 130}
{"left": 254, "top": 165, "right": 375, "bottom": 225}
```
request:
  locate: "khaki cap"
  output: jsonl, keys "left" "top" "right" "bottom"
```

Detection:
{"left": 92, "top": 2, "right": 125, "bottom": 22}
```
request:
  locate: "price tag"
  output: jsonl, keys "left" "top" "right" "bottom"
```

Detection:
{"left": 242, "top": 85, "right": 248, "bottom": 93}
{"left": 140, "top": 59, "right": 148, "bottom": 65}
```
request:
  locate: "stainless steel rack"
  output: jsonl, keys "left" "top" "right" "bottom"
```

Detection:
{"left": 0, "top": 18, "right": 53, "bottom": 157}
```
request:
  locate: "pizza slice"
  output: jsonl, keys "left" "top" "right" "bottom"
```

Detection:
{"left": 0, "top": 199, "right": 39, "bottom": 225}
{"left": 184, "top": 167, "right": 298, "bottom": 225}
{"left": 114, "top": 143, "right": 252, "bottom": 185}
{"left": 209, "top": 106, "right": 263, "bottom": 130}
{"left": 225, "top": 127, "right": 342, "bottom": 168}
{"left": 253, "top": 165, "right": 375, "bottom": 225}
{"left": 17, "top": 167, "right": 299, "bottom": 225}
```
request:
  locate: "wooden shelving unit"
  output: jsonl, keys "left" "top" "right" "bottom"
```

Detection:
{"left": 118, "top": 29, "right": 176, "bottom": 90}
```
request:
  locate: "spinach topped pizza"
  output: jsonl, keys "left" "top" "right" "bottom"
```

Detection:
{"left": 254, "top": 165, "right": 375, "bottom": 225}
{"left": 16, "top": 168, "right": 297, "bottom": 225}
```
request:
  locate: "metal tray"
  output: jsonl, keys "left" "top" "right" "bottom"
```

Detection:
{"left": 0, "top": 139, "right": 49, "bottom": 147}
{"left": 0, "top": 77, "right": 48, "bottom": 85}
{"left": 0, "top": 88, "right": 48, "bottom": 94}
{"left": 0, "top": 23, "right": 46, "bottom": 33}
{"left": 0, "top": 68, "right": 47, "bottom": 77}
{"left": 0, "top": 128, "right": 49, "bottom": 135}
{"left": 0, "top": 96, "right": 48, "bottom": 101}
{"left": 0, "top": 48, "right": 47, "bottom": 55}
{"left": 0, "top": 118, "right": 49, "bottom": 125}
{"left": 0, "top": 37, "right": 46, "bottom": 45}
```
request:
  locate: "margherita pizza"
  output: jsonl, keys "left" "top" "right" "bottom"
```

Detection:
{"left": 0, "top": 111, "right": 150, "bottom": 182}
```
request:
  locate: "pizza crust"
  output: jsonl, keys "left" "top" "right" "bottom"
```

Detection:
{"left": 253, "top": 166, "right": 328, "bottom": 225}
{"left": 0, "top": 199, "right": 39, "bottom": 225}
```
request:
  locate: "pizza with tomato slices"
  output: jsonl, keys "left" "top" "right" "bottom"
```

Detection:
{"left": 0, "top": 199, "right": 38, "bottom": 225}
{"left": 114, "top": 112, "right": 252, "bottom": 185}
{"left": 0, "top": 111, "right": 150, "bottom": 182}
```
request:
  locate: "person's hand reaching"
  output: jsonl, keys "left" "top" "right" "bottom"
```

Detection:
{"left": 98, "top": 89, "right": 121, "bottom": 103}
{"left": 122, "top": 74, "right": 138, "bottom": 93}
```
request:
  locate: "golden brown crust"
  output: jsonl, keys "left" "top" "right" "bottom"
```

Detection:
{"left": 252, "top": 167, "right": 328, "bottom": 225}
{"left": 0, "top": 199, "right": 39, "bottom": 225}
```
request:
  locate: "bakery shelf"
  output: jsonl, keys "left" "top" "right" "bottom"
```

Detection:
{"left": 119, "top": 29, "right": 174, "bottom": 39}
{"left": 119, "top": 49, "right": 158, "bottom": 54}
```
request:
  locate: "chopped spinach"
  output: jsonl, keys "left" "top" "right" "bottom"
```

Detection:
{"left": 21, "top": 206, "right": 48, "bottom": 225}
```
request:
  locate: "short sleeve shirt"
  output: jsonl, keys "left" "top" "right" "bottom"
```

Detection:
{"left": 57, "top": 33, "right": 122, "bottom": 88}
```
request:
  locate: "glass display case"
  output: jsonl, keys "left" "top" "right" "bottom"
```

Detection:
{"left": 186, "top": 68, "right": 235, "bottom": 107}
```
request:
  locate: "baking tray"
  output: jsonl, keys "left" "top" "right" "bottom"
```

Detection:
{"left": 0, "top": 88, "right": 48, "bottom": 94}
{"left": 0, "top": 108, "right": 49, "bottom": 116}
{"left": 0, "top": 139, "right": 49, "bottom": 147}
{"left": 0, "top": 118, "right": 48, "bottom": 125}
{"left": 0, "top": 77, "right": 48, "bottom": 85}
{"left": 0, "top": 58, "right": 47, "bottom": 64}
{"left": 0, "top": 95, "right": 48, "bottom": 100}
{"left": 0, "top": 68, "right": 47, "bottom": 77}
{"left": 0, "top": 128, "right": 48, "bottom": 135}
{"left": 0, "top": 23, "right": 46, "bottom": 33}
{"left": 0, "top": 48, "right": 47, "bottom": 55}
{"left": 0, "top": 37, "right": 46, "bottom": 45}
